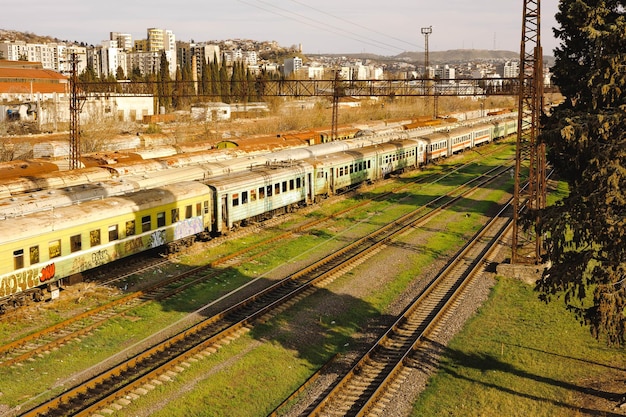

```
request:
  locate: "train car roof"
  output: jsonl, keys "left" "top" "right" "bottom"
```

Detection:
{"left": 0, "top": 181, "right": 210, "bottom": 242}
{"left": 0, "top": 166, "right": 114, "bottom": 196}
{"left": 0, "top": 159, "right": 59, "bottom": 180}
{"left": 205, "top": 162, "right": 313, "bottom": 192}
{"left": 419, "top": 131, "right": 450, "bottom": 142}
{"left": 0, "top": 181, "right": 138, "bottom": 219}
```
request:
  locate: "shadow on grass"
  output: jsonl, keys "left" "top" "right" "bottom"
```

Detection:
{"left": 412, "top": 337, "right": 626, "bottom": 417}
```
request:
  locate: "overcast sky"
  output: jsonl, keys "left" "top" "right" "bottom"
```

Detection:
{"left": 3, "top": 0, "right": 561, "bottom": 56}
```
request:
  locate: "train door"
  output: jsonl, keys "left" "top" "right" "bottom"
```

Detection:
{"left": 308, "top": 172, "right": 314, "bottom": 204}
{"left": 221, "top": 194, "right": 229, "bottom": 231}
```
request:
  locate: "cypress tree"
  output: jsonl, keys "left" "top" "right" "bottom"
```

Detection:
{"left": 535, "top": 0, "right": 626, "bottom": 345}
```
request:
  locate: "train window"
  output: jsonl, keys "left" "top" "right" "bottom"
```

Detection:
{"left": 317, "top": 171, "right": 324, "bottom": 179}
{"left": 250, "top": 189, "right": 257, "bottom": 201}
{"left": 49, "top": 240, "right": 61, "bottom": 259}
{"left": 259, "top": 187, "right": 265, "bottom": 199}
{"left": 267, "top": 185, "right": 273, "bottom": 197}
{"left": 30, "top": 246, "right": 39, "bottom": 265}
{"left": 196, "top": 203, "right": 202, "bottom": 216}
{"left": 289, "top": 179, "right": 295, "bottom": 190}
{"left": 204, "top": 201, "right": 209, "bottom": 214}
{"left": 344, "top": 165, "right": 348, "bottom": 175}
{"left": 350, "top": 165, "right": 354, "bottom": 174}
{"left": 339, "top": 167, "right": 344, "bottom": 176}
{"left": 70, "top": 234, "right": 82, "bottom": 252}
{"left": 242, "top": 191, "right": 248, "bottom": 204}
{"left": 13, "top": 249, "right": 24, "bottom": 270}
{"left": 171, "top": 208, "right": 179, "bottom": 223}
{"left": 368, "top": 160, "right": 371, "bottom": 169}
{"left": 185, "top": 205, "right": 192, "bottom": 219}
{"left": 232, "top": 193, "right": 239, "bottom": 207}
{"left": 296, "top": 177, "right": 302, "bottom": 188}
{"left": 90, "top": 230, "right": 101, "bottom": 247}
{"left": 274, "top": 183, "right": 280, "bottom": 195}
{"left": 282, "top": 181, "right": 287, "bottom": 192}
{"left": 141, "top": 216, "right": 151, "bottom": 232}
{"left": 109, "top": 225, "right": 119, "bottom": 241}
{"left": 157, "top": 212, "right": 166, "bottom": 227}
{"left": 126, "top": 220, "right": 136, "bottom": 236}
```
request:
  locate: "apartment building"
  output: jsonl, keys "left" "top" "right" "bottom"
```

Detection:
{"left": 0, "top": 40, "right": 87, "bottom": 75}
{"left": 283, "top": 57, "right": 302, "bottom": 77}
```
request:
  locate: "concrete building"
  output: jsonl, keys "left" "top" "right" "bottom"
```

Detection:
{"left": 133, "top": 28, "right": 177, "bottom": 77}
{"left": 497, "top": 61, "right": 520, "bottom": 78}
{"left": 435, "top": 65, "right": 456, "bottom": 82}
{"left": 191, "top": 102, "right": 231, "bottom": 121}
{"left": 283, "top": 57, "right": 302, "bottom": 77}
{"left": 0, "top": 40, "right": 87, "bottom": 75}
{"left": 110, "top": 32, "right": 133, "bottom": 51}
{"left": 98, "top": 40, "right": 128, "bottom": 78}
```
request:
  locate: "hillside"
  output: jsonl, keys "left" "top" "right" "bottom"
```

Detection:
{"left": 0, "top": 29, "right": 555, "bottom": 67}
{"left": 0, "top": 29, "right": 61, "bottom": 44}
{"left": 397, "top": 49, "right": 520, "bottom": 63}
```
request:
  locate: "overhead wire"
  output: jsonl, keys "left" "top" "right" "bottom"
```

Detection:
{"left": 236, "top": 0, "right": 412, "bottom": 54}
{"left": 286, "top": 0, "right": 422, "bottom": 51}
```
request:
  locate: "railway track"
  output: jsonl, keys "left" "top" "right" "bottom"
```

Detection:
{"left": 302, "top": 200, "right": 514, "bottom": 417}
{"left": 18, "top": 162, "right": 512, "bottom": 416}
{"left": 0, "top": 151, "right": 509, "bottom": 369}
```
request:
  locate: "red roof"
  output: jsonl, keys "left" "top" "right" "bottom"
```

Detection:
{"left": 0, "top": 66, "right": 68, "bottom": 94}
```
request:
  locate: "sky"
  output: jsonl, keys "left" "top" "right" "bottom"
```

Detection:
{"left": 2, "top": 0, "right": 561, "bottom": 56}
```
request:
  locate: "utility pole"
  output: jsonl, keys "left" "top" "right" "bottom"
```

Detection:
{"left": 512, "top": 0, "right": 545, "bottom": 264}
{"left": 421, "top": 26, "right": 436, "bottom": 118}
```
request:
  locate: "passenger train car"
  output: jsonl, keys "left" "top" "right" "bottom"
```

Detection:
{"left": 0, "top": 182, "right": 212, "bottom": 310}
{"left": 0, "top": 117, "right": 518, "bottom": 311}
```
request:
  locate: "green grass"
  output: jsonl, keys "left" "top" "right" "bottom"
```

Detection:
{"left": 411, "top": 277, "right": 625, "bottom": 416}
{"left": 124, "top": 335, "right": 315, "bottom": 417}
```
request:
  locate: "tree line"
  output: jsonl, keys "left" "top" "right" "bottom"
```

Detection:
{"left": 77, "top": 51, "right": 282, "bottom": 111}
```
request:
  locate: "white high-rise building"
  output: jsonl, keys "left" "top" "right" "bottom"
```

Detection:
{"left": 283, "top": 57, "right": 302, "bottom": 77}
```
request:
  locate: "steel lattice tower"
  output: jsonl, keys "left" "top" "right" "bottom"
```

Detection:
{"left": 512, "top": 0, "right": 546, "bottom": 264}
{"left": 69, "top": 54, "right": 85, "bottom": 170}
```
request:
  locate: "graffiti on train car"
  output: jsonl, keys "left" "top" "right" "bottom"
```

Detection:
{"left": 174, "top": 218, "right": 204, "bottom": 240}
{"left": 0, "top": 263, "right": 55, "bottom": 297}
{"left": 71, "top": 248, "right": 118, "bottom": 273}
{"left": 92, "top": 249, "right": 112, "bottom": 265}
{"left": 124, "top": 237, "right": 144, "bottom": 254}
{"left": 149, "top": 230, "right": 167, "bottom": 248}
{"left": 40, "top": 263, "right": 56, "bottom": 282}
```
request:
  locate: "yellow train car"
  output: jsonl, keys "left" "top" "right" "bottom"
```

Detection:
{"left": 0, "top": 181, "right": 212, "bottom": 311}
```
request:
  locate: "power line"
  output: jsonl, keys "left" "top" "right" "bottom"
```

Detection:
{"left": 287, "top": 0, "right": 422, "bottom": 51}
{"left": 237, "top": 0, "right": 411, "bottom": 54}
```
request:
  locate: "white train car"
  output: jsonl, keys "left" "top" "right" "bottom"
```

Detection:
{"left": 471, "top": 122, "right": 495, "bottom": 146}
{"left": 206, "top": 163, "right": 314, "bottom": 233}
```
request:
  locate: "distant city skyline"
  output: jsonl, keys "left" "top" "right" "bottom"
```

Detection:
{"left": 3, "top": 1, "right": 560, "bottom": 56}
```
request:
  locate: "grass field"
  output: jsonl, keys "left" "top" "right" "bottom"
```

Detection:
{"left": 411, "top": 276, "right": 626, "bottom": 416}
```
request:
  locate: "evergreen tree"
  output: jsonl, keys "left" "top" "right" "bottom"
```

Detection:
{"left": 182, "top": 61, "right": 195, "bottom": 106}
{"left": 219, "top": 57, "right": 229, "bottom": 103}
{"left": 115, "top": 66, "right": 126, "bottom": 81}
{"left": 172, "top": 66, "right": 183, "bottom": 109}
{"left": 535, "top": 0, "right": 626, "bottom": 345}
{"left": 157, "top": 51, "right": 172, "bottom": 111}
{"left": 79, "top": 65, "right": 99, "bottom": 83}
{"left": 129, "top": 66, "right": 143, "bottom": 82}
{"left": 211, "top": 52, "right": 221, "bottom": 99}
{"left": 200, "top": 58, "right": 210, "bottom": 98}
